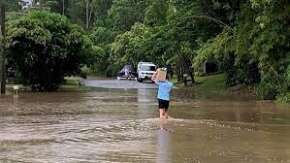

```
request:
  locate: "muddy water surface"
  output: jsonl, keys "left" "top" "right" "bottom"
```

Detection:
{"left": 0, "top": 81, "right": 290, "bottom": 163}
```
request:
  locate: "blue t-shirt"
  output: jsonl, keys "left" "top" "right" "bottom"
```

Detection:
{"left": 156, "top": 80, "right": 173, "bottom": 101}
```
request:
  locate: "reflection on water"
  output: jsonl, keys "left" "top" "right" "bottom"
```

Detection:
{"left": 137, "top": 88, "right": 156, "bottom": 119}
{"left": 0, "top": 87, "right": 290, "bottom": 162}
{"left": 157, "top": 121, "right": 171, "bottom": 163}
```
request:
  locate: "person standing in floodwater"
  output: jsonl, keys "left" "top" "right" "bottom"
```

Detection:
{"left": 152, "top": 69, "right": 173, "bottom": 119}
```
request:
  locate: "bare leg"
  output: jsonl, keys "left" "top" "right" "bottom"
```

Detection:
{"left": 159, "top": 119, "right": 165, "bottom": 130}
{"left": 164, "top": 111, "right": 169, "bottom": 119}
{"left": 159, "top": 109, "right": 167, "bottom": 130}
{"left": 159, "top": 109, "right": 165, "bottom": 119}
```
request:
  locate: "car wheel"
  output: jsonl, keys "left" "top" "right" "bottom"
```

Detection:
{"left": 137, "top": 78, "right": 143, "bottom": 82}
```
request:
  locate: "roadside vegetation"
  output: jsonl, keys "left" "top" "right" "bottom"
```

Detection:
{"left": 194, "top": 74, "right": 226, "bottom": 93}
{"left": 1, "top": 0, "right": 289, "bottom": 102}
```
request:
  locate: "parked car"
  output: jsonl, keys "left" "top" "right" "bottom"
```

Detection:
{"left": 117, "top": 65, "right": 137, "bottom": 80}
{"left": 137, "top": 62, "right": 157, "bottom": 82}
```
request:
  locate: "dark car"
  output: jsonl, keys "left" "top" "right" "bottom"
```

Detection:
{"left": 117, "top": 65, "right": 137, "bottom": 80}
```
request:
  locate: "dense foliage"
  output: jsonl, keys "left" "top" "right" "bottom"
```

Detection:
{"left": 195, "top": 0, "right": 290, "bottom": 100}
{"left": 3, "top": 0, "right": 290, "bottom": 100}
{"left": 6, "top": 11, "right": 90, "bottom": 91}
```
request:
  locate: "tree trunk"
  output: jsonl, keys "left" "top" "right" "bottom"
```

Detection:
{"left": 0, "top": 5, "right": 6, "bottom": 94}
{"left": 85, "top": 0, "right": 89, "bottom": 29}
{"left": 62, "top": 0, "right": 65, "bottom": 15}
{"left": 88, "top": 2, "right": 94, "bottom": 28}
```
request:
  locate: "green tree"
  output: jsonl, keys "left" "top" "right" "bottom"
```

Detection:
{"left": 109, "top": 0, "right": 148, "bottom": 31}
{"left": 144, "top": 0, "right": 168, "bottom": 26}
{"left": 67, "top": 0, "right": 113, "bottom": 29}
{"left": 195, "top": 0, "right": 290, "bottom": 100}
{"left": 7, "top": 11, "right": 91, "bottom": 91}
{"left": 89, "top": 26, "right": 115, "bottom": 75}
{"left": 40, "top": 0, "right": 69, "bottom": 15}
{"left": 0, "top": 0, "right": 22, "bottom": 12}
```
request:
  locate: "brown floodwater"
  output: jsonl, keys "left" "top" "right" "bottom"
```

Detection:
{"left": 0, "top": 81, "right": 290, "bottom": 163}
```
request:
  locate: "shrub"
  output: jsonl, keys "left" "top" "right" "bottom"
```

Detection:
{"left": 105, "top": 64, "right": 121, "bottom": 77}
{"left": 7, "top": 11, "right": 90, "bottom": 91}
{"left": 277, "top": 93, "right": 290, "bottom": 103}
{"left": 287, "top": 65, "right": 290, "bottom": 89}
{"left": 256, "top": 69, "right": 287, "bottom": 100}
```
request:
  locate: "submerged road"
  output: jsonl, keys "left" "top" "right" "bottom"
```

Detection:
{"left": 1, "top": 79, "right": 290, "bottom": 162}
{"left": 83, "top": 79, "right": 158, "bottom": 89}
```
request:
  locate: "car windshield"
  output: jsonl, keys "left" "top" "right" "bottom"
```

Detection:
{"left": 141, "top": 66, "right": 156, "bottom": 71}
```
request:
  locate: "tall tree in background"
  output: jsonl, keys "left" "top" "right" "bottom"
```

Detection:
{"left": 0, "top": 0, "right": 22, "bottom": 11}
{"left": 67, "top": 0, "right": 112, "bottom": 30}
{"left": 144, "top": 0, "right": 168, "bottom": 27}
{"left": 32, "top": 0, "right": 69, "bottom": 15}
{"left": 109, "top": 0, "right": 148, "bottom": 31}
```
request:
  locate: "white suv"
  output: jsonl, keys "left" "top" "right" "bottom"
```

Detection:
{"left": 137, "top": 62, "right": 157, "bottom": 82}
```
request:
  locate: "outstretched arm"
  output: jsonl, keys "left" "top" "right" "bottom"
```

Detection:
{"left": 151, "top": 71, "right": 159, "bottom": 84}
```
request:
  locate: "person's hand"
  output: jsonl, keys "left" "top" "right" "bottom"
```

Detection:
{"left": 151, "top": 71, "right": 157, "bottom": 81}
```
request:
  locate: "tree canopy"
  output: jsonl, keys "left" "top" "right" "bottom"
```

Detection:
{"left": 7, "top": 11, "right": 91, "bottom": 91}
{"left": 3, "top": 0, "right": 290, "bottom": 100}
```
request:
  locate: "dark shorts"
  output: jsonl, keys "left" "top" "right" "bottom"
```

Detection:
{"left": 158, "top": 99, "right": 170, "bottom": 111}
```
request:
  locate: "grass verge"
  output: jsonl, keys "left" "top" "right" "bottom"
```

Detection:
{"left": 173, "top": 74, "right": 226, "bottom": 93}
{"left": 194, "top": 74, "right": 226, "bottom": 93}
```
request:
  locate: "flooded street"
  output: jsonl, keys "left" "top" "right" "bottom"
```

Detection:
{"left": 1, "top": 80, "right": 290, "bottom": 163}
